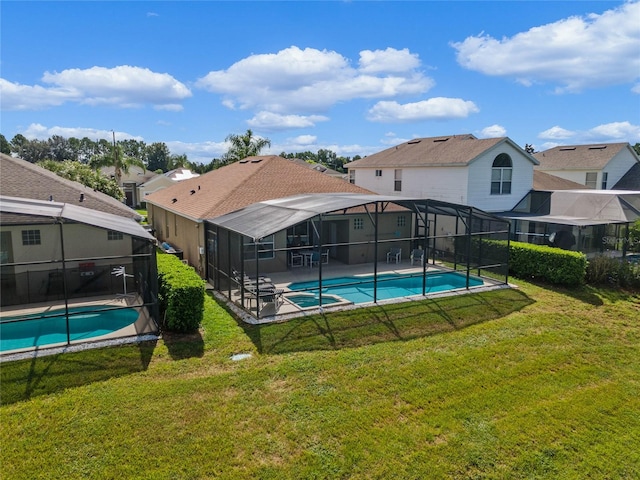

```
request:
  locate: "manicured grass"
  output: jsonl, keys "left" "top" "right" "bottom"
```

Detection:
{"left": 1, "top": 281, "right": 639, "bottom": 479}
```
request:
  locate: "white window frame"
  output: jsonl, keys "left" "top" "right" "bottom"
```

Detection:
{"left": 585, "top": 172, "right": 597, "bottom": 189}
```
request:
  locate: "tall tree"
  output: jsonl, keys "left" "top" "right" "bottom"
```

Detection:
{"left": 222, "top": 129, "right": 271, "bottom": 164}
{"left": 0, "top": 134, "right": 10, "bottom": 155}
{"left": 90, "top": 136, "right": 145, "bottom": 186}
{"left": 145, "top": 142, "right": 171, "bottom": 172}
{"left": 524, "top": 143, "right": 536, "bottom": 154}
{"left": 633, "top": 143, "right": 640, "bottom": 156}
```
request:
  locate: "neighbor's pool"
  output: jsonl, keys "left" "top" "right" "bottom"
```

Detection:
{"left": 287, "top": 271, "right": 483, "bottom": 305}
{"left": 0, "top": 305, "right": 139, "bottom": 353}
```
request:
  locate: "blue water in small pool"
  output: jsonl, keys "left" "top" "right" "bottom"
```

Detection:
{"left": 286, "top": 294, "right": 341, "bottom": 309}
{"left": 0, "top": 305, "right": 139, "bottom": 352}
{"left": 287, "top": 271, "right": 483, "bottom": 305}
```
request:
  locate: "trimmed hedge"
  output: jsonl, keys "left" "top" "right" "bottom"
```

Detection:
{"left": 509, "top": 241, "right": 587, "bottom": 286}
{"left": 157, "top": 252, "right": 205, "bottom": 333}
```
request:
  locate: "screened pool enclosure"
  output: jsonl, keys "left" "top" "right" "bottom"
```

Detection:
{"left": 0, "top": 196, "right": 159, "bottom": 353}
{"left": 205, "top": 194, "right": 511, "bottom": 320}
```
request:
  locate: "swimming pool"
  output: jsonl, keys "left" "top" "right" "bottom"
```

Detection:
{"left": 287, "top": 271, "right": 483, "bottom": 305}
{"left": 0, "top": 305, "right": 140, "bottom": 353}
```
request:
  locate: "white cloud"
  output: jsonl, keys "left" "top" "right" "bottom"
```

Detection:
{"left": 479, "top": 124, "right": 507, "bottom": 138}
{"left": 247, "top": 111, "right": 329, "bottom": 131}
{"left": 366, "top": 98, "right": 479, "bottom": 123}
{"left": 1, "top": 66, "right": 191, "bottom": 111}
{"left": 633, "top": 83, "right": 640, "bottom": 94}
{"left": 358, "top": 48, "right": 421, "bottom": 74}
{"left": 587, "top": 121, "right": 640, "bottom": 141}
{"left": 21, "top": 123, "right": 143, "bottom": 142}
{"left": 539, "top": 126, "right": 576, "bottom": 139}
{"left": 0, "top": 78, "right": 80, "bottom": 110}
{"left": 538, "top": 121, "right": 640, "bottom": 145}
{"left": 452, "top": 1, "right": 640, "bottom": 92}
{"left": 196, "top": 46, "right": 433, "bottom": 114}
{"left": 290, "top": 135, "right": 317, "bottom": 145}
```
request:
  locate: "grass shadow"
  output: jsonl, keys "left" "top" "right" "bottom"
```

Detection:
{"left": 162, "top": 329, "right": 205, "bottom": 360}
{"left": 0, "top": 339, "right": 158, "bottom": 406}
{"left": 516, "top": 277, "right": 640, "bottom": 306}
{"left": 241, "top": 287, "right": 533, "bottom": 355}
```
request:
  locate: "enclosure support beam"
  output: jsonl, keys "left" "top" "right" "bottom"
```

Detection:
{"left": 58, "top": 219, "right": 71, "bottom": 345}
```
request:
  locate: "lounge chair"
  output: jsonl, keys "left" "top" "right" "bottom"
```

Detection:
{"left": 410, "top": 249, "right": 424, "bottom": 266}
{"left": 386, "top": 248, "right": 402, "bottom": 264}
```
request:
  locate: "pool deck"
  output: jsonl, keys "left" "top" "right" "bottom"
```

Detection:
{"left": 226, "top": 260, "right": 509, "bottom": 324}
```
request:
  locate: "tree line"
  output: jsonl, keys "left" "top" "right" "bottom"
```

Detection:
{"left": 0, "top": 130, "right": 361, "bottom": 175}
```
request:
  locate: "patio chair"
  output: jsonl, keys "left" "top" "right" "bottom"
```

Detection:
{"left": 290, "top": 251, "right": 304, "bottom": 267}
{"left": 386, "top": 248, "right": 402, "bottom": 264}
{"left": 309, "top": 251, "right": 321, "bottom": 267}
{"left": 258, "top": 288, "right": 284, "bottom": 316}
{"left": 410, "top": 249, "right": 424, "bottom": 266}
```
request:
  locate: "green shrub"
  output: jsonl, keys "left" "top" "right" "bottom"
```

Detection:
{"left": 157, "top": 252, "right": 205, "bottom": 333}
{"left": 509, "top": 241, "right": 587, "bottom": 286}
{"left": 586, "top": 255, "right": 640, "bottom": 289}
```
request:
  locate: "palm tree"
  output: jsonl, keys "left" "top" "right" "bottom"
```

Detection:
{"left": 222, "top": 129, "right": 271, "bottom": 164}
{"left": 90, "top": 133, "right": 145, "bottom": 186}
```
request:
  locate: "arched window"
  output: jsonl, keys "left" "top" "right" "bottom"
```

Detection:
{"left": 491, "top": 153, "right": 512, "bottom": 195}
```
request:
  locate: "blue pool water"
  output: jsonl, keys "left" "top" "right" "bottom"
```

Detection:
{"left": 287, "top": 271, "right": 483, "bottom": 305}
{"left": 0, "top": 305, "right": 139, "bottom": 353}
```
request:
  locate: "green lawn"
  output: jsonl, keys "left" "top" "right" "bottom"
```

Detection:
{"left": 1, "top": 280, "right": 639, "bottom": 479}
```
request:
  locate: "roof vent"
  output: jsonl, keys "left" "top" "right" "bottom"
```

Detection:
{"left": 190, "top": 189, "right": 196, "bottom": 195}
{"left": 407, "top": 139, "right": 421, "bottom": 144}
{"left": 559, "top": 147, "right": 576, "bottom": 151}
{"left": 172, "top": 198, "right": 177, "bottom": 203}
{"left": 588, "top": 146, "right": 607, "bottom": 150}
{"left": 79, "top": 193, "right": 85, "bottom": 202}
{"left": 239, "top": 160, "right": 249, "bottom": 164}
{"left": 250, "top": 158, "right": 263, "bottom": 163}
{"left": 433, "top": 138, "right": 450, "bottom": 143}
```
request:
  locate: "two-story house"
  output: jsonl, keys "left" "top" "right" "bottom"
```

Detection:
{"left": 345, "top": 134, "right": 539, "bottom": 212}
{"left": 533, "top": 143, "right": 640, "bottom": 191}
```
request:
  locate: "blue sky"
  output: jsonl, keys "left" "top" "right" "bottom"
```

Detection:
{"left": 1, "top": 1, "right": 639, "bottom": 164}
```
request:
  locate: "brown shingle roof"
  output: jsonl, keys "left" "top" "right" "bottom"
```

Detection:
{"left": 144, "top": 155, "right": 376, "bottom": 220}
{"left": 345, "top": 134, "right": 532, "bottom": 168}
{"left": 0, "top": 153, "right": 141, "bottom": 220}
{"left": 613, "top": 162, "right": 640, "bottom": 190}
{"left": 533, "top": 171, "right": 586, "bottom": 191}
{"left": 533, "top": 143, "right": 628, "bottom": 170}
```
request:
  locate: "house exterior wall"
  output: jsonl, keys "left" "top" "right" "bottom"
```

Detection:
{"left": 604, "top": 150, "right": 639, "bottom": 189}
{"left": 346, "top": 211, "right": 412, "bottom": 264}
{"left": 351, "top": 166, "right": 469, "bottom": 204}
{"left": 148, "top": 204, "right": 205, "bottom": 275}
{"left": 138, "top": 176, "right": 175, "bottom": 203}
{"left": 1, "top": 222, "right": 137, "bottom": 301}
{"left": 467, "top": 145, "right": 535, "bottom": 211}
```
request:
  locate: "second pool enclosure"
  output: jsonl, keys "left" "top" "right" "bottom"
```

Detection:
{"left": 205, "top": 193, "right": 511, "bottom": 319}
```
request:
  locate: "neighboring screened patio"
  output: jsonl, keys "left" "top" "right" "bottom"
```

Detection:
{"left": 205, "top": 194, "right": 511, "bottom": 320}
{"left": 0, "top": 196, "right": 159, "bottom": 353}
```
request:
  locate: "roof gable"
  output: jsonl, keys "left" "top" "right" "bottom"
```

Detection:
{"left": 0, "top": 153, "right": 141, "bottom": 220}
{"left": 346, "top": 135, "right": 538, "bottom": 168}
{"left": 144, "top": 155, "right": 374, "bottom": 220}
